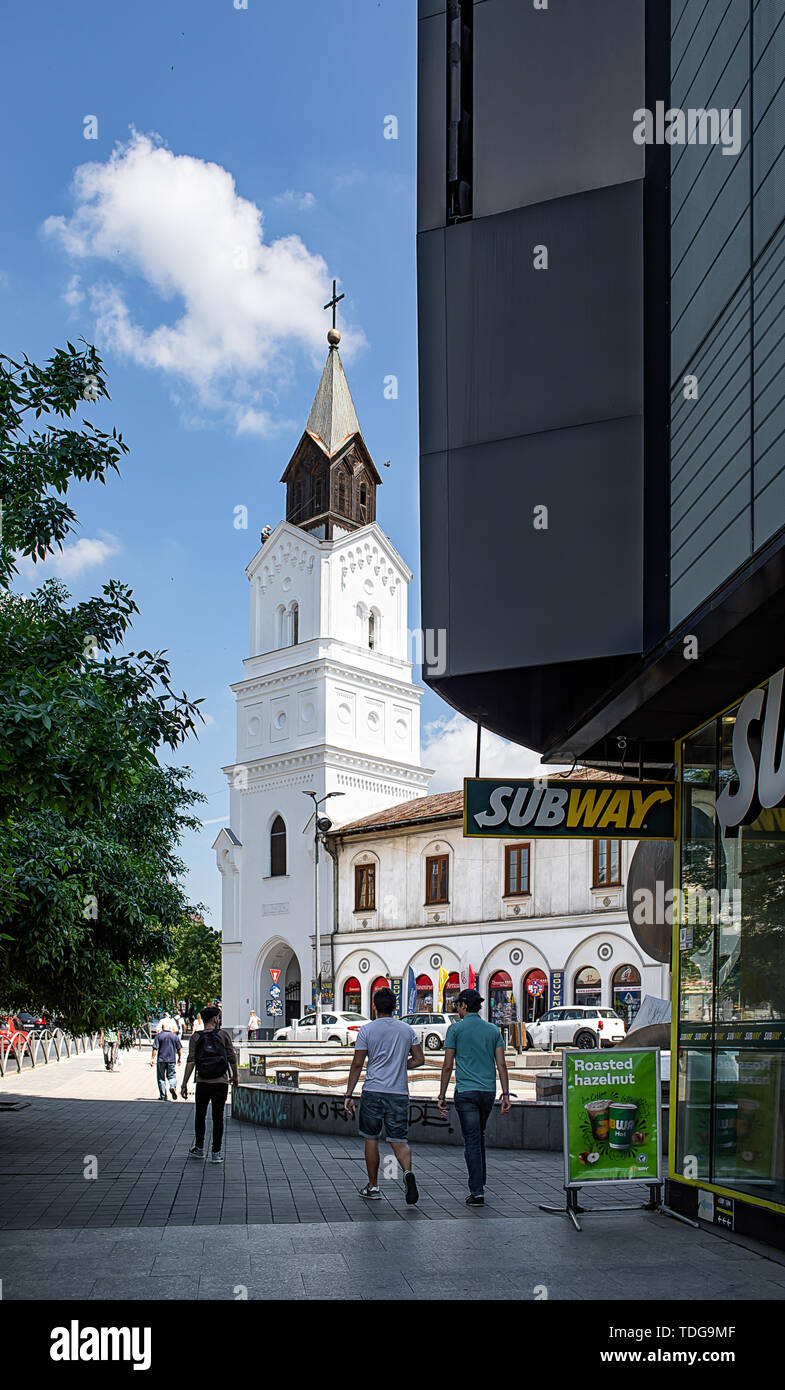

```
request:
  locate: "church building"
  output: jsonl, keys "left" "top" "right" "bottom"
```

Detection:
{"left": 214, "top": 317, "right": 431, "bottom": 1030}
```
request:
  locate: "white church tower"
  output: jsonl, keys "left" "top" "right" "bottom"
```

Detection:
{"left": 214, "top": 309, "right": 431, "bottom": 1029}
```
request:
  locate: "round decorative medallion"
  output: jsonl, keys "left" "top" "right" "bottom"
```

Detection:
{"left": 337, "top": 703, "right": 352, "bottom": 724}
{"left": 513, "top": 906, "right": 521, "bottom": 916}
{"left": 282, "top": 576, "right": 292, "bottom": 592}
{"left": 598, "top": 942, "right": 613, "bottom": 961}
{"left": 362, "top": 920, "right": 368, "bottom": 928}
{"left": 302, "top": 702, "right": 314, "bottom": 722}
{"left": 433, "top": 914, "right": 441, "bottom": 923}
{"left": 248, "top": 716, "right": 260, "bottom": 737}
{"left": 367, "top": 711, "right": 380, "bottom": 730}
{"left": 434, "top": 844, "right": 441, "bottom": 853}
{"left": 363, "top": 578, "right": 374, "bottom": 594}
{"left": 394, "top": 718, "right": 408, "bottom": 739}
{"left": 274, "top": 711, "right": 286, "bottom": 729}
{"left": 510, "top": 947, "right": 523, "bottom": 964}
{"left": 430, "top": 953, "right": 442, "bottom": 970}
{"left": 358, "top": 958, "right": 370, "bottom": 974}
{"left": 361, "top": 854, "right": 370, "bottom": 863}
{"left": 602, "top": 897, "right": 612, "bottom": 909}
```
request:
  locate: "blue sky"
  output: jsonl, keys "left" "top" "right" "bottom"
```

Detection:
{"left": 1, "top": 0, "right": 540, "bottom": 923}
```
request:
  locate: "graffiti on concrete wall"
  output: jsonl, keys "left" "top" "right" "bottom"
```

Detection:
{"left": 409, "top": 1101, "right": 455, "bottom": 1135}
{"left": 234, "top": 1087, "right": 288, "bottom": 1129}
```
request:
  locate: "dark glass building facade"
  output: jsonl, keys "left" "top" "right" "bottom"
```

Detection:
{"left": 418, "top": 0, "right": 785, "bottom": 1242}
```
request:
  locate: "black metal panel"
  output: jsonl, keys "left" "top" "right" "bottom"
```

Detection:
{"left": 443, "top": 185, "right": 644, "bottom": 451}
{"left": 443, "top": 417, "right": 644, "bottom": 677}
{"left": 416, "top": 229, "right": 448, "bottom": 456}
{"left": 473, "top": 0, "right": 645, "bottom": 221}
{"left": 417, "top": 13, "right": 447, "bottom": 234}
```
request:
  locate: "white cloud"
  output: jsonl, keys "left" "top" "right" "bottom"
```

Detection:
{"left": 17, "top": 531, "right": 122, "bottom": 581}
{"left": 42, "top": 132, "right": 365, "bottom": 428}
{"left": 63, "top": 273, "right": 84, "bottom": 308}
{"left": 201, "top": 712, "right": 216, "bottom": 726}
{"left": 423, "top": 712, "right": 567, "bottom": 793}
{"left": 273, "top": 189, "right": 316, "bottom": 211}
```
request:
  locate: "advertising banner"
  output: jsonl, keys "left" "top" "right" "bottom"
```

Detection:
{"left": 563, "top": 1047, "right": 661, "bottom": 1186}
{"left": 390, "top": 977, "right": 403, "bottom": 1017}
{"left": 464, "top": 778, "right": 675, "bottom": 840}
{"left": 550, "top": 970, "right": 565, "bottom": 1008}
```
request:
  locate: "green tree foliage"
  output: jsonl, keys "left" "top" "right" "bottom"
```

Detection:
{"left": 149, "top": 915, "right": 222, "bottom": 1015}
{"left": 0, "top": 343, "right": 205, "bottom": 1030}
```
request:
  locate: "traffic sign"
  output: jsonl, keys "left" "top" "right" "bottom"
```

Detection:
{"left": 266, "top": 1001, "right": 282, "bottom": 1017}
{"left": 269, "top": 985, "right": 281, "bottom": 999}
{"left": 270, "top": 969, "right": 281, "bottom": 983}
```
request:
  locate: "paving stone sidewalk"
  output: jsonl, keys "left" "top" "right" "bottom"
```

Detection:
{"left": 2, "top": 1047, "right": 785, "bottom": 1300}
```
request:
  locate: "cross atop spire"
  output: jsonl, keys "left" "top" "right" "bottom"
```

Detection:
{"left": 323, "top": 278, "right": 345, "bottom": 345}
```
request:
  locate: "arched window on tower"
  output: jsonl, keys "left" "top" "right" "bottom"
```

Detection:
{"left": 358, "top": 481, "right": 368, "bottom": 521}
{"left": 275, "top": 604, "right": 286, "bottom": 648}
{"left": 338, "top": 472, "right": 347, "bottom": 515}
{"left": 368, "top": 610, "right": 377, "bottom": 650}
{"left": 286, "top": 601, "right": 299, "bottom": 646}
{"left": 313, "top": 472, "right": 325, "bottom": 513}
{"left": 270, "top": 816, "right": 287, "bottom": 877}
{"left": 293, "top": 480, "right": 304, "bottom": 521}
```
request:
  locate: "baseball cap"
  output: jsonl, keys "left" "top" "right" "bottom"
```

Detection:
{"left": 456, "top": 989, "right": 484, "bottom": 1007}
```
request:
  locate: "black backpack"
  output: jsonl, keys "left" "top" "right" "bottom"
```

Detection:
{"left": 195, "top": 1029, "right": 229, "bottom": 1080}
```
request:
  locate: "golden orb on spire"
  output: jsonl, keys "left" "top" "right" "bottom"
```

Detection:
{"left": 327, "top": 327, "right": 341, "bottom": 347}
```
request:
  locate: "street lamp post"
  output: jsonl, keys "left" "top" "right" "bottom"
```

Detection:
{"left": 303, "top": 790, "right": 344, "bottom": 1040}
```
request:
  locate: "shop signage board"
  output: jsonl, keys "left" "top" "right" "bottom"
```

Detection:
{"left": 390, "top": 977, "right": 403, "bottom": 1017}
{"left": 464, "top": 779, "right": 675, "bottom": 839}
{"left": 563, "top": 1047, "right": 662, "bottom": 1186}
{"left": 550, "top": 970, "right": 565, "bottom": 1008}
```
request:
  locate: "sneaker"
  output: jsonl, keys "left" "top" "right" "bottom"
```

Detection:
{"left": 170, "top": 1087, "right": 178, "bottom": 1100}
{"left": 404, "top": 1171, "right": 419, "bottom": 1205}
{"left": 360, "top": 1184, "right": 382, "bottom": 1200}
{"left": 209, "top": 1151, "right": 224, "bottom": 1164}
{"left": 465, "top": 1194, "right": 485, "bottom": 1206}
{"left": 159, "top": 1095, "right": 167, "bottom": 1101}
{"left": 188, "top": 1145, "right": 205, "bottom": 1158}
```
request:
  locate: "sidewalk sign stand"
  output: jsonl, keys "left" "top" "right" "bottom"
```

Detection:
{"left": 539, "top": 1046, "right": 687, "bottom": 1231}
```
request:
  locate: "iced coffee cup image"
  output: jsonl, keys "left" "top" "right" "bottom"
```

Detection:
{"left": 585, "top": 1098, "right": 610, "bottom": 1142}
{"left": 608, "top": 1101, "right": 638, "bottom": 1152}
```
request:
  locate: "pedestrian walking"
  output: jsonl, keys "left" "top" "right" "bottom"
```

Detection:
{"left": 192, "top": 1012, "right": 204, "bottom": 1033}
{"left": 99, "top": 1025, "right": 119, "bottom": 1071}
{"left": 247, "top": 1009, "right": 261, "bottom": 1041}
{"left": 173, "top": 1011, "right": 185, "bottom": 1037}
{"left": 180, "top": 1006, "right": 239, "bottom": 1162}
{"left": 151, "top": 1022, "right": 182, "bottom": 1100}
{"left": 344, "top": 987, "right": 424, "bottom": 1205}
{"left": 437, "top": 989, "right": 512, "bottom": 1205}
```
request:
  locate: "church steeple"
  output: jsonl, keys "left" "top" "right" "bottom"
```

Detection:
{"left": 280, "top": 280, "right": 381, "bottom": 540}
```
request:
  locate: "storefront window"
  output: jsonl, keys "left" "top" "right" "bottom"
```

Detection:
{"left": 574, "top": 966, "right": 601, "bottom": 1006}
{"left": 522, "top": 968, "right": 548, "bottom": 1022}
{"left": 676, "top": 697, "right": 785, "bottom": 1206}
{"left": 612, "top": 964, "right": 641, "bottom": 1027}
{"left": 416, "top": 974, "right": 433, "bottom": 1011}
{"left": 489, "top": 971, "right": 515, "bottom": 1029}
{"left": 343, "top": 977, "right": 362, "bottom": 1012}
{"left": 442, "top": 972, "right": 459, "bottom": 1012}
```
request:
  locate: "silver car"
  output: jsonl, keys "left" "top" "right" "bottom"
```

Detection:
{"left": 400, "top": 1012, "right": 459, "bottom": 1052}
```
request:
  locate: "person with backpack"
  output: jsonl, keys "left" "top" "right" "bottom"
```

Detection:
{"left": 180, "top": 1005, "right": 239, "bottom": 1162}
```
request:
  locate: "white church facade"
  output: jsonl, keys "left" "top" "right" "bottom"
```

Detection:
{"left": 215, "top": 326, "right": 666, "bottom": 1034}
{"left": 214, "top": 325, "right": 430, "bottom": 1031}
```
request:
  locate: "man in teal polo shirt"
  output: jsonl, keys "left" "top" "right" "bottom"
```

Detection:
{"left": 437, "top": 989, "right": 511, "bottom": 1205}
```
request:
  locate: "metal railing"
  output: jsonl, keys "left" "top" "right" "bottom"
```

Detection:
{"left": 0, "top": 1028, "right": 101, "bottom": 1077}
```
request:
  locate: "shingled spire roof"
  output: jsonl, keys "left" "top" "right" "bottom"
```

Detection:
{"left": 305, "top": 342, "right": 362, "bottom": 456}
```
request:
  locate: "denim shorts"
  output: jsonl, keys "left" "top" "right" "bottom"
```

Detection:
{"left": 357, "top": 1091, "right": 409, "bottom": 1141}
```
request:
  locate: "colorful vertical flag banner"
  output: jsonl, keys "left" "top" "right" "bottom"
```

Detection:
{"left": 406, "top": 966, "right": 417, "bottom": 1015}
{"left": 437, "top": 967, "right": 449, "bottom": 1010}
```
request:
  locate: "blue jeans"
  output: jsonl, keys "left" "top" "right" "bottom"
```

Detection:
{"left": 156, "top": 1058, "right": 177, "bottom": 1098}
{"left": 454, "top": 1090, "right": 495, "bottom": 1195}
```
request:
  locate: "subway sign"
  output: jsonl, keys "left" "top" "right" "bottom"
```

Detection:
{"left": 464, "top": 778, "right": 676, "bottom": 840}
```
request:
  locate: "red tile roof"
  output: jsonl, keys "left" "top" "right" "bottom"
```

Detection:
{"left": 335, "top": 767, "right": 629, "bottom": 836}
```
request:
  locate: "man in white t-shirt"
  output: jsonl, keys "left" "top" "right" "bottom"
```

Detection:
{"left": 344, "top": 987, "right": 424, "bottom": 1204}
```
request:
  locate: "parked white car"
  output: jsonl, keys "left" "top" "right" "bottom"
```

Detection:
{"left": 526, "top": 1006, "right": 626, "bottom": 1050}
{"left": 400, "top": 1012, "right": 459, "bottom": 1052}
{"left": 273, "top": 1012, "right": 371, "bottom": 1045}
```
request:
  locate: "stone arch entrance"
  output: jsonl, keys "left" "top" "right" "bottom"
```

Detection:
{"left": 256, "top": 940, "right": 301, "bottom": 1032}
